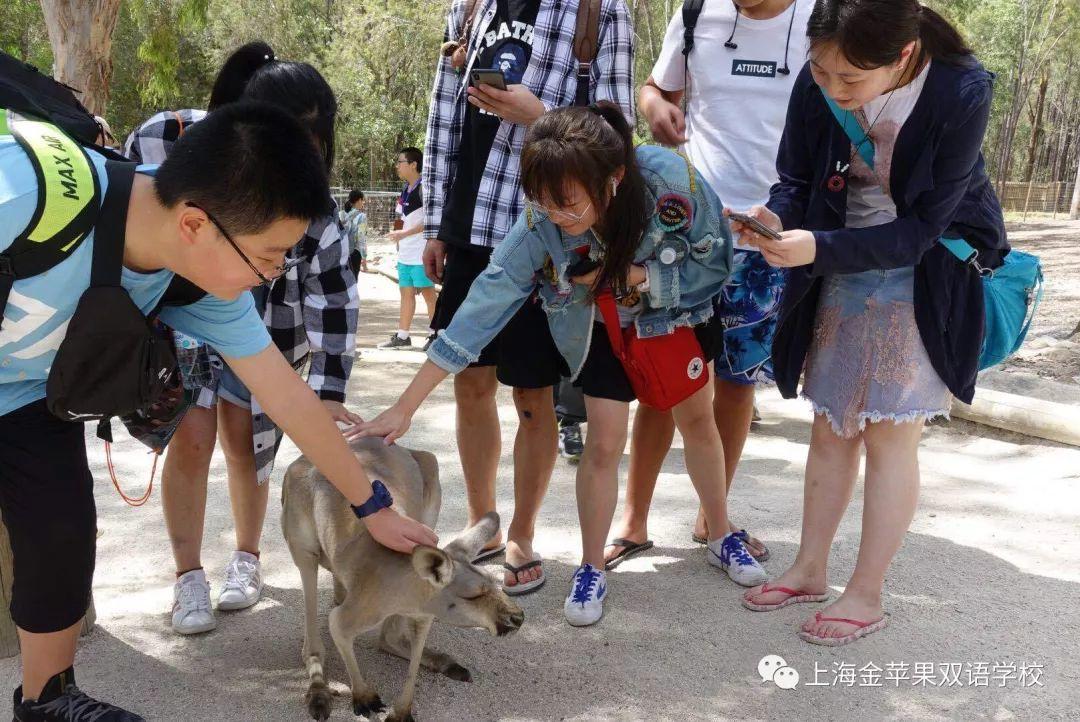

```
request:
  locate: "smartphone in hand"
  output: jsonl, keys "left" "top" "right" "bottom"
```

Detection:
{"left": 470, "top": 68, "right": 508, "bottom": 91}
{"left": 727, "top": 211, "right": 782, "bottom": 241}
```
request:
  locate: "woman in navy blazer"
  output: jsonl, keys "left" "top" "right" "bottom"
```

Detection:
{"left": 730, "top": 0, "right": 1007, "bottom": 646}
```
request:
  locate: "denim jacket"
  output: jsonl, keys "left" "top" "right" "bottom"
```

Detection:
{"left": 428, "top": 145, "right": 733, "bottom": 379}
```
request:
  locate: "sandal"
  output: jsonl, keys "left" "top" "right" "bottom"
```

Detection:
{"left": 742, "top": 582, "right": 830, "bottom": 612}
{"left": 603, "top": 538, "right": 654, "bottom": 571}
{"left": 502, "top": 556, "right": 545, "bottom": 597}
{"left": 798, "top": 612, "right": 889, "bottom": 646}
{"left": 471, "top": 543, "right": 506, "bottom": 565}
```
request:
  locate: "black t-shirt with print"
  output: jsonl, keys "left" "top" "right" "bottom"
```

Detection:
{"left": 438, "top": 0, "right": 541, "bottom": 247}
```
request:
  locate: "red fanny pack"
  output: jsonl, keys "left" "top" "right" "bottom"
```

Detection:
{"left": 596, "top": 290, "right": 708, "bottom": 411}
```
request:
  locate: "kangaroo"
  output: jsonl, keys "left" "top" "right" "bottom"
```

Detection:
{"left": 281, "top": 437, "right": 524, "bottom": 721}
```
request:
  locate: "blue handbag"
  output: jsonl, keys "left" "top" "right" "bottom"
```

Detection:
{"left": 823, "top": 96, "right": 1043, "bottom": 370}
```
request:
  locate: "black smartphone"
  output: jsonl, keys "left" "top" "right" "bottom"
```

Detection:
{"left": 727, "top": 212, "right": 782, "bottom": 241}
{"left": 567, "top": 257, "right": 601, "bottom": 278}
{"left": 470, "top": 68, "right": 508, "bottom": 91}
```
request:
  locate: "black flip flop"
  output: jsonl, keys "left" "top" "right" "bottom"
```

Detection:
{"left": 471, "top": 543, "right": 506, "bottom": 565}
{"left": 502, "top": 557, "right": 545, "bottom": 596}
{"left": 604, "top": 538, "right": 655, "bottom": 571}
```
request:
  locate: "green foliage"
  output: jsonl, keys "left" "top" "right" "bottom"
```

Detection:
{"left": 16, "top": 0, "right": 1080, "bottom": 188}
{"left": 0, "top": 0, "right": 52, "bottom": 69}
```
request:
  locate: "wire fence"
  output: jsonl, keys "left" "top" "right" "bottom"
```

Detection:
{"left": 998, "top": 181, "right": 1077, "bottom": 216}
{"left": 331, "top": 186, "right": 401, "bottom": 235}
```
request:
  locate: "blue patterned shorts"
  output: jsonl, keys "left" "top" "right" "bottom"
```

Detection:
{"left": 713, "top": 250, "right": 787, "bottom": 385}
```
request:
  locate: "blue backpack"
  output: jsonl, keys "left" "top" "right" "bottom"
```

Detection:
{"left": 823, "top": 95, "right": 1043, "bottom": 370}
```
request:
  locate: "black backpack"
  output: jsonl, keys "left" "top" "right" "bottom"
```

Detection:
{"left": 2, "top": 51, "right": 204, "bottom": 453}
{"left": 0, "top": 50, "right": 205, "bottom": 328}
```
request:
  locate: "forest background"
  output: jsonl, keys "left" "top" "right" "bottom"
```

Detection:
{"left": 4, "top": 0, "right": 1079, "bottom": 214}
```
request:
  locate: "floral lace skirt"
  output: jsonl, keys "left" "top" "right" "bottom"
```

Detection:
{"left": 803, "top": 267, "right": 951, "bottom": 438}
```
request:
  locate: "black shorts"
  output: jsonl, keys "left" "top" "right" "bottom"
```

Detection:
{"left": 0, "top": 400, "right": 96, "bottom": 633}
{"left": 432, "top": 243, "right": 567, "bottom": 388}
{"left": 575, "top": 322, "right": 717, "bottom": 403}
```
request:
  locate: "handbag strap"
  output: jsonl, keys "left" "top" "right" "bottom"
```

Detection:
{"left": 596, "top": 290, "right": 626, "bottom": 356}
{"left": 822, "top": 94, "right": 981, "bottom": 267}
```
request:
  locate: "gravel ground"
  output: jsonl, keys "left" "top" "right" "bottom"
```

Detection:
{"left": 2, "top": 262, "right": 1078, "bottom": 721}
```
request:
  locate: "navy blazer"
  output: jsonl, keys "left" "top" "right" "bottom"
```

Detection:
{"left": 767, "top": 56, "right": 1008, "bottom": 405}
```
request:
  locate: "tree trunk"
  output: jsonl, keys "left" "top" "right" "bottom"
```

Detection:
{"left": 1023, "top": 73, "right": 1049, "bottom": 184}
{"left": 38, "top": 0, "right": 123, "bottom": 116}
{"left": 1070, "top": 145, "right": 1080, "bottom": 219}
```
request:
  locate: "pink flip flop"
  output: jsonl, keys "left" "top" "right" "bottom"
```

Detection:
{"left": 798, "top": 612, "right": 889, "bottom": 646}
{"left": 742, "top": 583, "right": 830, "bottom": 612}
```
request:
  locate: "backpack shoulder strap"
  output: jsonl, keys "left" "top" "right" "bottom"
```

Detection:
{"left": 682, "top": 0, "right": 706, "bottom": 58}
{"left": 573, "top": 0, "right": 604, "bottom": 107}
{"left": 91, "top": 161, "right": 136, "bottom": 288}
{"left": 0, "top": 109, "right": 102, "bottom": 329}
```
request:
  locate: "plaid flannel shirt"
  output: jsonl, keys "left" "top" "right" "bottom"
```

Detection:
{"left": 122, "top": 109, "right": 208, "bottom": 164}
{"left": 251, "top": 209, "right": 359, "bottom": 482}
{"left": 124, "top": 110, "right": 360, "bottom": 483}
{"left": 423, "top": 0, "right": 635, "bottom": 248}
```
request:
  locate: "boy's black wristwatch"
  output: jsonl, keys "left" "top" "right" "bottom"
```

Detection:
{"left": 351, "top": 480, "right": 394, "bottom": 519}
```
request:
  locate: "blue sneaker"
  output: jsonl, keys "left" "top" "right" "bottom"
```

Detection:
{"left": 708, "top": 532, "right": 768, "bottom": 587}
{"left": 563, "top": 563, "right": 607, "bottom": 626}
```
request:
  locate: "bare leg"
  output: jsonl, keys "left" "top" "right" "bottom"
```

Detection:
{"left": 453, "top": 367, "right": 503, "bottom": 551}
{"left": 670, "top": 383, "right": 728, "bottom": 542}
{"left": 802, "top": 419, "right": 923, "bottom": 639}
{"left": 743, "top": 414, "right": 861, "bottom": 606}
{"left": 398, "top": 286, "right": 416, "bottom": 334}
{"left": 161, "top": 405, "right": 217, "bottom": 573}
{"left": 576, "top": 396, "right": 630, "bottom": 568}
{"left": 693, "top": 379, "right": 760, "bottom": 549}
{"left": 420, "top": 287, "right": 438, "bottom": 326}
{"left": 217, "top": 400, "right": 268, "bottom": 556}
{"left": 17, "top": 622, "right": 81, "bottom": 700}
{"left": 503, "top": 386, "right": 557, "bottom": 587}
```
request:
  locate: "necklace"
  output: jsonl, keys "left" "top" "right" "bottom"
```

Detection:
{"left": 827, "top": 62, "right": 911, "bottom": 192}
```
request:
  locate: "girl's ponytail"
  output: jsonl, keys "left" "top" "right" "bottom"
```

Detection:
{"left": 208, "top": 41, "right": 276, "bottom": 110}
{"left": 917, "top": 5, "right": 971, "bottom": 61}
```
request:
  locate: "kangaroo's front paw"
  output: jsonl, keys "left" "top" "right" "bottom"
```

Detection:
{"left": 304, "top": 682, "right": 333, "bottom": 720}
{"left": 352, "top": 691, "right": 386, "bottom": 718}
{"left": 442, "top": 662, "right": 472, "bottom": 683}
{"left": 386, "top": 710, "right": 416, "bottom": 722}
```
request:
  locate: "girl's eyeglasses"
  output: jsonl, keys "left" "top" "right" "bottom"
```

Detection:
{"left": 186, "top": 202, "right": 300, "bottom": 285}
{"left": 526, "top": 199, "right": 593, "bottom": 224}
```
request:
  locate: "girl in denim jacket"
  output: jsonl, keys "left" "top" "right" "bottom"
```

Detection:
{"left": 356, "top": 102, "right": 761, "bottom": 627}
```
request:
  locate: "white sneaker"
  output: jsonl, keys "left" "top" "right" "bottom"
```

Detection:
{"left": 218, "top": 551, "right": 263, "bottom": 611}
{"left": 708, "top": 532, "right": 769, "bottom": 587}
{"left": 172, "top": 569, "right": 217, "bottom": 635}
{"left": 563, "top": 564, "right": 607, "bottom": 627}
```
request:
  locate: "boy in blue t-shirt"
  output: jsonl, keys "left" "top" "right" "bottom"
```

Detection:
{"left": 0, "top": 102, "right": 436, "bottom": 721}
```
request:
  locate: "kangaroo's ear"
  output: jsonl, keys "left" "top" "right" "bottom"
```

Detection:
{"left": 443, "top": 511, "right": 499, "bottom": 561}
{"left": 411, "top": 545, "right": 453, "bottom": 588}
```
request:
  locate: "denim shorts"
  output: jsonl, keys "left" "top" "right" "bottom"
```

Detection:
{"left": 802, "top": 266, "right": 951, "bottom": 438}
{"left": 216, "top": 360, "right": 253, "bottom": 409}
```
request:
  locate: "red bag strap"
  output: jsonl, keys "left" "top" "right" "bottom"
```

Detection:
{"left": 595, "top": 290, "right": 626, "bottom": 356}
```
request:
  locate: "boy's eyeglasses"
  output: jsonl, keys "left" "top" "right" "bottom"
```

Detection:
{"left": 185, "top": 202, "right": 300, "bottom": 285}
{"left": 526, "top": 199, "right": 593, "bottom": 224}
